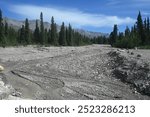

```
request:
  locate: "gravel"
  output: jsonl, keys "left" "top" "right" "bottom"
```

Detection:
{"left": 0, "top": 45, "right": 150, "bottom": 100}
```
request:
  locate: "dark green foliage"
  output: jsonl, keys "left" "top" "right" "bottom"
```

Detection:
{"left": 8, "top": 27, "right": 17, "bottom": 46}
{"left": 137, "top": 11, "right": 145, "bottom": 45}
{"left": 59, "top": 22, "right": 66, "bottom": 46}
{"left": 34, "top": 20, "right": 40, "bottom": 44}
{"left": 68, "top": 24, "right": 73, "bottom": 46}
{"left": 146, "top": 17, "right": 150, "bottom": 44}
{"left": 66, "top": 27, "right": 69, "bottom": 45}
{"left": 18, "top": 25, "right": 25, "bottom": 44}
{"left": 0, "top": 9, "right": 108, "bottom": 47}
{"left": 139, "top": 45, "right": 150, "bottom": 49}
{"left": 50, "top": 17, "right": 58, "bottom": 45}
{"left": 54, "top": 23, "right": 58, "bottom": 45}
{"left": 17, "top": 19, "right": 31, "bottom": 46}
{"left": 92, "top": 36, "right": 108, "bottom": 44}
{"left": 47, "top": 29, "right": 51, "bottom": 44}
{"left": 0, "top": 9, "right": 2, "bottom": 23}
{"left": 25, "top": 18, "right": 30, "bottom": 45}
{"left": 109, "top": 24, "right": 118, "bottom": 46}
{"left": 73, "top": 31, "right": 82, "bottom": 46}
{"left": 0, "top": 9, "right": 6, "bottom": 47}
{"left": 110, "top": 11, "right": 150, "bottom": 49}
{"left": 44, "top": 28, "right": 48, "bottom": 44}
{"left": 40, "top": 12, "right": 44, "bottom": 44}
{"left": 4, "top": 21, "right": 8, "bottom": 37}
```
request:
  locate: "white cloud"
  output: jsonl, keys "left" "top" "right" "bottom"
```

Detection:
{"left": 142, "top": 12, "right": 150, "bottom": 16}
{"left": 133, "top": 0, "right": 150, "bottom": 1}
{"left": 106, "top": 0, "right": 121, "bottom": 6}
{"left": 10, "top": 4, "right": 135, "bottom": 28}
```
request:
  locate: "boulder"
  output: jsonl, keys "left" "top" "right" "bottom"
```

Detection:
{"left": 0, "top": 65, "right": 4, "bottom": 71}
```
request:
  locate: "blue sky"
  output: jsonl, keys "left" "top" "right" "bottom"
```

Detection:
{"left": 0, "top": 0, "right": 150, "bottom": 33}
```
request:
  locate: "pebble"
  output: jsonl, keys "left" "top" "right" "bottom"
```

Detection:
{"left": 0, "top": 65, "right": 4, "bottom": 71}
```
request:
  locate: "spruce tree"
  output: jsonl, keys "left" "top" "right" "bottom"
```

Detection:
{"left": 59, "top": 22, "right": 66, "bottom": 46}
{"left": 68, "top": 24, "right": 73, "bottom": 46}
{"left": 20, "top": 25, "right": 25, "bottom": 44}
{"left": 4, "top": 21, "right": 8, "bottom": 44}
{"left": 54, "top": 23, "right": 58, "bottom": 45}
{"left": 9, "top": 27, "right": 17, "bottom": 45}
{"left": 146, "top": 17, "right": 150, "bottom": 44}
{"left": 0, "top": 9, "right": 6, "bottom": 47}
{"left": 40, "top": 12, "right": 44, "bottom": 44}
{"left": 44, "top": 28, "right": 48, "bottom": 44}
{"left": 137, "top": 11, "right": 144, "bottom": 45}
{"left": 25, "top": 18, "right": 30, "bottom": 45}
{"left": 34, "top": 20, "right": 40, "bottom": 44}
{"left": 147, "top": 17, "right": 150, "bottom": 33}
{"left": 47, "top": 29, "right": 51, "bottom": 44}
{"left": 66, "top": 27, "right": 69, "bottom": 45}
{"left": 125, "top": 26, "right": 130, "bottom": 37}
{"left": 50, "top": 17, "right": 58, "bottom": 45}
{"left": 4, "top": 21, "right": 8, "bottom": 37}
{"left": 109, "top": 24, "right": 118, "bottom": 46}
{"left": 0, "top": 9, "right": 2, "bottom": 34}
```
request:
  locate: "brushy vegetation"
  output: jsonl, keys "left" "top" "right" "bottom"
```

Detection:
{"left": 109, "top": 12, "right": 150, "bottom": 49}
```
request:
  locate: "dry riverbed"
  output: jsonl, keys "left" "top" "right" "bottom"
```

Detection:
{"left": 0, "top": 45, "right": 150, "bottom": 100}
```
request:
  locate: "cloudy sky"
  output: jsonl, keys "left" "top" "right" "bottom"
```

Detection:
{"left": 0, "top": 0, "right": 150, "bottom": 33}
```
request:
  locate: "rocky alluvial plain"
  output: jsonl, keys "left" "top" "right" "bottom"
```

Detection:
{"left": 0, "top": 45, "right": 150, "bottom": 100}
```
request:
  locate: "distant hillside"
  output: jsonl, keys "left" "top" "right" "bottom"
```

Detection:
{"left": 76, "top": 29, "right": 109, "bottom": 38}
{"left": 3, "top": 17, "right": 108, "bottom": 38}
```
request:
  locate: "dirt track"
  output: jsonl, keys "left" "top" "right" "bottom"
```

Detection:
{"left": 0, "top": 45, "right": 150, "bottom": 100}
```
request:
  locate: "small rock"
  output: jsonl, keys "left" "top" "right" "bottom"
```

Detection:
{"left": 134, "top": 47, "right": 138, "bottom": 50}
{"left": 134, "top": 90, "right": 138, "bottom": 94}
{"left": 11, "top": 91, "right": 21, "bottom": 97}
{"left": 131, "top": 52, "right": 134, "bottom": 55}
{"left": 114, "top": 95, "right": 122, "bottom": 99}
{"left": 0, "top": 65, "right": 4, "bottom": 72}
{"left": 137, "top": 54, "right": 142, "bottom": 57}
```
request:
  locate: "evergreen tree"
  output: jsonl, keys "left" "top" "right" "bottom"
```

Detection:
{"left": 3, "top": 21, "right": 8, "bottom": 46}
{"left": 125, "top": 26, "right": 130, "bottom": 37}
{"left": 8, "top": 27, "right": 17, "bottom": 45}
{"left": 19, "top": 25, "right": 25, "bottom": 44}
{"left": 109, "top": 24, "right": 118, "bottom": 46}
{"left": 44, "top": 28, "right": 48, "bottom": 44}
{"left": 146, "top": 17, "right": 150, "bottom": 44}
{"left": 0, "top": 9, "right": 2, "bottom": 35}
{"left": 66, "top": 27, "right": 69, "bottom": 45}
{"left": 147, "top": 17, "right": 150, "bottom": 33}
{"left": 4, "top": 21, "right": 8, "bottom": 37}
{"left": 24, "top": 18, "right": 30, "bottom": 45}
{"left": 144, "top": 18, "right": 147, "bottom": 31}
{"left": 0, "top": 9, "right": 109, "bottom": 47}
{"left": 68, "top": 24, "right": 73, "bottom": 46}
{"left": 40, "top": 12, "right": 44, "bottom": 44}
{"left": 0, "top": 9, "right": 6, "bottom": 47}
{"left": 59, "top": 22, "right": 66, "bottom": 46}
{"left": 54, "top": 23, "right": 58, "bottom": 45}
{"left": 74, "top": 31, "right": 82, "bottom": 46}
{"left": 47, "top": 29, "right": 51, "bottom": 44}
{"left": 137, "top": 11, "right": 144, "bottom": 45}
{"left": 34, "top": 20, "right": 40, "bottom": 44}
{"left": 51, "top": 17, "right": 58, "bottom": 45}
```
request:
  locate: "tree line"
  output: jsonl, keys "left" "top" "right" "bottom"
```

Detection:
{"left": 0, "top": 9, "right": 107, "bottom": 47}
{"left": 109, "top": 12, "right": 150, "bottom": 48}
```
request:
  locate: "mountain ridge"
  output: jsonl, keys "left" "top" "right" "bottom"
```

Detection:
{"left": 3, "top": 17, "right": 109, "bottom": 38}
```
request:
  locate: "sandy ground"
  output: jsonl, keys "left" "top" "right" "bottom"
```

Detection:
{"left": 0, "top": 45, "right": 150, "bottom": 100}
